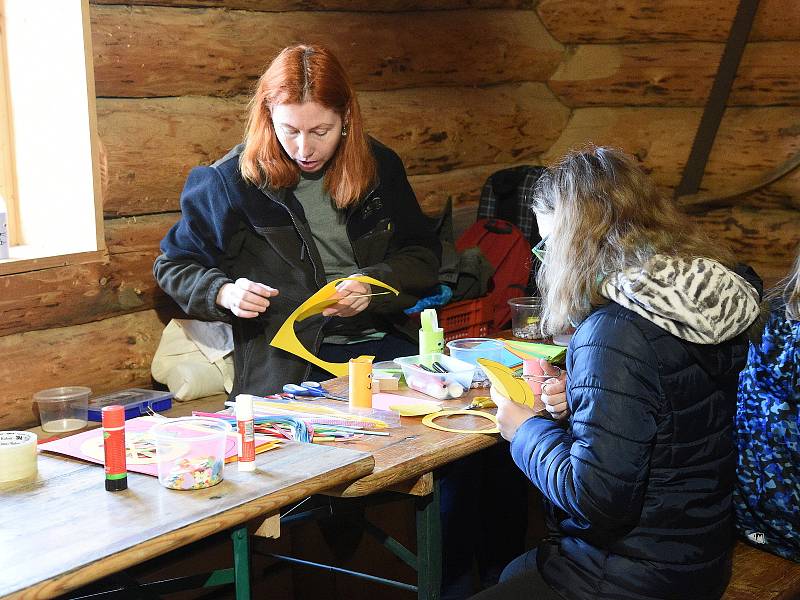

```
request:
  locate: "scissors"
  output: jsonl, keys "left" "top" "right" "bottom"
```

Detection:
{"left": 282, "top": 381, "right": 348, "bottom": 402}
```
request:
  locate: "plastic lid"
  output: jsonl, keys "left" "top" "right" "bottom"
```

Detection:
{"left": 101, "top": 405, "right": 125, "bottom": 427}
{"left": 33, "top": 386, "right": 92, "bottom": 403}
{"left": 235, "top": 394, "right": 254, "bottom": 421}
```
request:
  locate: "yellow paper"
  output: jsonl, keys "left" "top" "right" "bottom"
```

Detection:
{"left": 477, "top": 358, "right": 536, "bottom": 409}
{"left": 349, "top": 355, "right": 374, "bottom": 410}
{"left": 270, "top": 276, "right": 399, "bottom": 377}
{"left": 421, "top": 410, "right": 499, "bottom": 434}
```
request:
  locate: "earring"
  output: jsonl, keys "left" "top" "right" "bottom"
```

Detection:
{"left": 341, "top": 124, "right": 348, "bottom": 137}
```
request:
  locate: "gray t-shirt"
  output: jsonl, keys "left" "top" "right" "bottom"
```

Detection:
{"left": 293, "top": 171, "right": 384, "bottom": 344}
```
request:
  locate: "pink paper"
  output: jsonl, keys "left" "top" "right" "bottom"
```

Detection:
{"left": 371, "top": 392, "right": 439, "bottom": 412}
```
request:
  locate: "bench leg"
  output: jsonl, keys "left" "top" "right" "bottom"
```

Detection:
{"left": 415, "top": 474, "right": 442, "bottom": 600}
{"left": 232, "top": 525, "right": 251, "bottom": 600}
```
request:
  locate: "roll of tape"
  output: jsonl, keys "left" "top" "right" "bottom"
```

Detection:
{"left": 0, "top": 431, "right": 38, "bottom": 483}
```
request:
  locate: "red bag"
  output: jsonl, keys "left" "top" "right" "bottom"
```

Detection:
{"left": 455, "top": 218, "right": 532, "bottom": 329}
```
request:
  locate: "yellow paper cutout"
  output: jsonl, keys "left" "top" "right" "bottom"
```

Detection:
{"left": 349, "top": 355, "right": 374, "bottom": 410}
{"left": 421, "top": 410, "right": 499, "bottom": 434}
{"left": 477, "top": 358, "right": 536, "bottom": 409}
{"left": 391, "top": 401, "right": 442, "bottom": 417}
{"left": 270, "top": 276, "right": 399, "bottom": 377}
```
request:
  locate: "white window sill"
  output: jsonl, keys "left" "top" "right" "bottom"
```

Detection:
{"left": 0, "top": 246, "right": 107, "bottom": 276}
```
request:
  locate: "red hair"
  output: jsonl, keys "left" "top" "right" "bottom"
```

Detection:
{"left": 240, "top": 44, "right": 376, "bottom": 208}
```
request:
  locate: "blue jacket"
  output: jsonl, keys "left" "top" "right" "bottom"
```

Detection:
{"left": 734, "top": 302, "right": 800, "bottom": 562}
{"left": 511, "top": 301, "right": 751, "bottom": 599}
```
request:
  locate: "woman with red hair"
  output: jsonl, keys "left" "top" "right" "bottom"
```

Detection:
{"left": 154, "top": 44, "right": 440, "bottom": 396}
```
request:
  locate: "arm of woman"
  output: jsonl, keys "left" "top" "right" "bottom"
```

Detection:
{"left": 509, "top": 313, "right": 662, "bottom": 541}
{"left": 154, "top": 166, "right": 277, "bottom": 320}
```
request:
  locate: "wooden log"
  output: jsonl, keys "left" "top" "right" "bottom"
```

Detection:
{"left": 537, "top": 0, "right": 800, "bottom": 43}
{"left": 91, "top": 6, "right": 562, "bottom": 97}
{"left": 99, "top": 84, "right": 567, "bottom": 216}
{"left": 0, "top": 310, "right": 166, "bottom": 430}
{"left": 90, "top": 0, "right": 530, "bottom": 9}
{"left": 549, "top": 42, "right": 800, "bottom": 107}
{"left": 693, "top": 205, "right": 800, "bottom": 289}
{"left": 0, "top": 215, "right": 176, "bottom": 338}
{"left": 544, "top": 107, "right": 800, "bottom": 195}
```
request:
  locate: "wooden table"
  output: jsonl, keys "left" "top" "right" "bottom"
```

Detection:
{"left": 264, "top": 379, "right": 502, "bottom": 600}
{"left": 0, "top": 399, "right": 374, "bottom": 600}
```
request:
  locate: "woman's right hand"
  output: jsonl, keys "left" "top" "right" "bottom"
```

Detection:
{"left": 540, "top": 359, "right": 569, "bottom": 420}
{"left": 216, "top": 278, "right": 278, "bottom": 318}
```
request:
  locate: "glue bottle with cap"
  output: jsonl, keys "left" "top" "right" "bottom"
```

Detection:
{"left": 102, "top": 405, "right": 128, "bottom": 491}
{"left": 419, "top": 308, "right": 444, "bottom": 355}
{"left": 235, "top": 394, "right": 256, "bottom": 472}
{"left": 0, "top": 195, "right": 9, "bottom": 260}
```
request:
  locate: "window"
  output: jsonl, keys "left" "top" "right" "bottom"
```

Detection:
{"left": 0, "top": 0, "right": 104, "bottom": 275}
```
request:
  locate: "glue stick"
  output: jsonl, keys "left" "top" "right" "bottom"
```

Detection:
{"left": 102, "top": 405, "right": 127, "bottom": 491}
{"left": 235, "top": 394, "right": 256, "bottom": 472}
{"left": 0, "top": 195, "right": 9, "bottom": 260}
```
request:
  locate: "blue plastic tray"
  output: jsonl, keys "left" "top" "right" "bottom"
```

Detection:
{"left": 87, "top": 388, "right": 173, "bottom": 422}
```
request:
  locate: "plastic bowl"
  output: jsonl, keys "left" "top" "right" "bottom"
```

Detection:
{"left": 151, "top": 417, "right": 231, "bottom": 490}
{"left": 33, "top": 386, "right": 91, "bottom": 432}
{"left": 446, "top": 338, "right": 504, "bottom": 387}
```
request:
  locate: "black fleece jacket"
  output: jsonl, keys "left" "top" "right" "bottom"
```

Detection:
{"left": 154, "top": 139, "right": 440, "bottom": 398}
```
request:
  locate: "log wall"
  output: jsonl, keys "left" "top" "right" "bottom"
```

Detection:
{"left": 1, "top": 0, "right": 798, "bottom": 429}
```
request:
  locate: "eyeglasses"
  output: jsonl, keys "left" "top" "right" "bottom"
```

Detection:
{"left": 531, "top": 236, "right": 548, "bottom": 262}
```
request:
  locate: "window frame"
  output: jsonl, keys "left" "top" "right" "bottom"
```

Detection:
{"left": 0, "top": 0, "right": 106, "bottom": 276}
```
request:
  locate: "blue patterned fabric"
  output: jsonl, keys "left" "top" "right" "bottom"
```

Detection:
{"left": 734, "top": 303, "right": 800, "bottom": 562}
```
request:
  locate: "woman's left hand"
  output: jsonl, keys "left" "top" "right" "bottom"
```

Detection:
{"left": 490, "top": 386, "right": 537, "bottom": 442}
{"left": 321, "top": 277, "right": 371, "bottom": 317}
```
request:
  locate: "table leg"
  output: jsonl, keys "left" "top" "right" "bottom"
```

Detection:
{"left": 415, "top": 474, "right": 441, "bottom": 600}
{"left": 231, "top": 525, "right": 251, "bottom": 600}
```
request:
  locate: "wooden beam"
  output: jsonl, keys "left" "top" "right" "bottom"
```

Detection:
{"left": 537, "top": 0, "right": 800, "bottom": 43}
{"left": 544, "top": 106, "right": 800, "bottom": 195}
{"left": 0, "top": 310, "right": 167, "bottom": 430}
{"left": 550, "top": 42, "right": 800, "bottom": 107}
{"left": 90, "top": 0, "right": 530, "bottom": 9}
{"left": 90, "top": 6, "right": 562, "bottom": 97}
{"left": 98, "top": 85, "right": 567, "bottom": 216}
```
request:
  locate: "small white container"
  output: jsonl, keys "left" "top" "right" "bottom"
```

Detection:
{"left": 395, "top": 353, "right": 475, "bottom": 400}
{"left": 151, "top": 417, "right": 231, "bottom": 490}
{"left": 33, "top": 386, "right": 91, "bottom": 432}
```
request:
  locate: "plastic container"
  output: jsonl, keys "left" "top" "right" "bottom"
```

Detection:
{"left": 446, "top": 338, "right": 504, "bottom": 387}
{"left": 395, "top": 353, "right": 475, "bottom": 400}
{"left": 151, "top": 417, "right": 231, "bottom": 490}
{"left": 87, "top": 388, "right": 173, "bottom": 422}
{"left": 437, "top": 297, "right": 494, "bottom": 341}
{"left": 507, "top": 297, "right": 543, "bottom": 340}
{"left": 33, "top": 386, "right": 91, "bottom": 432}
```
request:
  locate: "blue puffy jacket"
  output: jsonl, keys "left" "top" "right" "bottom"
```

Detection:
{"left": 511, "top": 300, "right": 751, "bottom": 599}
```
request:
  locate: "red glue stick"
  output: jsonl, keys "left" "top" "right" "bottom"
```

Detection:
{"left": 102, "top": 405, "right": 127, "bottom": 491}
{"left": 235, "top": 394, "right": 256, "bottom": 472}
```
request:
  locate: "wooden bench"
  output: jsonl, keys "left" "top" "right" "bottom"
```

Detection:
{"left": 722, "top": 541, "right": 800, "bottom": 599}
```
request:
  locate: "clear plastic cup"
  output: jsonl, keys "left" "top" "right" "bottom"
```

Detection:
{"left": 33, "top": 386, "right": 90, "bottom": 432}
{"left": 446, "top": 338, "right": 504, "bottom": 387}
{"left": 508, "top": 297, "right": 543, "bottom": 340}
{"left": 151, "top": 417, "right": 231, "bottom": 490}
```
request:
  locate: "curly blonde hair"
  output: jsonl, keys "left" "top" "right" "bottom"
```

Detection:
{"left": 531, "top": 145, "right": 734, "bottom": 334}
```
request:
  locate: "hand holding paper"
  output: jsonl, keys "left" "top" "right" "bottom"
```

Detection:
{"left": 322, "top": 277, "right": 372, "bottom": 317}
{"left": 216, "top": 278, "right": 278, "bottom": 318}
{"left": 271, "top": 275, "right": 399, "bottom": 377}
